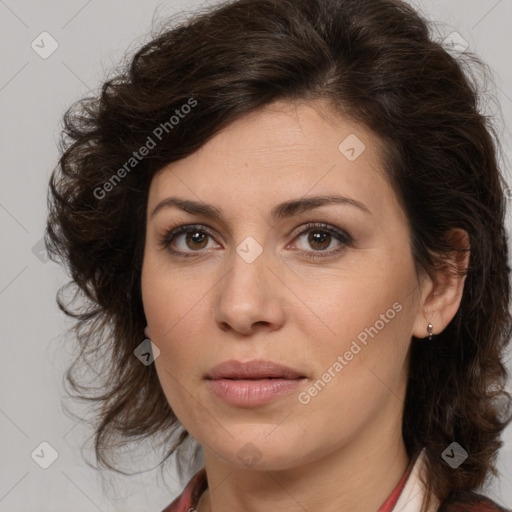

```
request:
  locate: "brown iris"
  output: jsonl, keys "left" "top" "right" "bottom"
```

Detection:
{"left": 186, "top": 231, "right": 208, "bottom": 250}
{"left": 308, "top": 230, "right": 331, "bottom": 251}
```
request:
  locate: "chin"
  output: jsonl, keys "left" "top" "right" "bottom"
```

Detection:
{"left": 206, "top": 432, "right": 312, "bottom": 471}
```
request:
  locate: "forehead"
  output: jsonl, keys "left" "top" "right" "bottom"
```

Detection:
{"left": 148, "top": 99, "right": 398, "bottom": 221}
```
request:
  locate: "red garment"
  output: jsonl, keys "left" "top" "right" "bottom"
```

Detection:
{"left": 162, "top": 468, "right": 207, "bottom": 512}
{"left": 378, "top": 456, "right": 412, "bottom": 512}
{"left": 161, "top": 456, "right": 509, "bottom": 512}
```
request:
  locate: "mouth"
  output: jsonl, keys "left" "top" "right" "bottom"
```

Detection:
{"left": 205, "top": 359, "right": 306, "bottom": 381}
{"left": 222, "top": 377, "right": 293, "bottom": 380}
{"left": 205, "top": 359, "right": 307, "bottom": 407}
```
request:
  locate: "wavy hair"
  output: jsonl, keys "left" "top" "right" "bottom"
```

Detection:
{"left": 45, "top": 0, "right": 512, "bottom": 509}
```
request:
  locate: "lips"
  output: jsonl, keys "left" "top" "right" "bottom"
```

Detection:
{"left": 205, "top": 359, "right": 307, "bottom": 407}
{"left": 206, "top": 359, "right": 306, "bottom": 380}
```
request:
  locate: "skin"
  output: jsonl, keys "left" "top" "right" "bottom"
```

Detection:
{"left": 141, "top": 99, "right": 468, "bottom": 512}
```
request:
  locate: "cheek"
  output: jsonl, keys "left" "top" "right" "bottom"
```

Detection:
{"left": 141, "top": 256, "right": 216, "bottom": 396}
{"left": 295, "top": 297, "right": 415, "bottom": 451}
{"left": 142, "top": 246, "right": 201, "bottom": 339}
{"left": 289, "top": 256, "right": 417, "bottom": 351}
{"left": 300, "top": 288, "right": 413, "bottom": 402}
{"left": 142, "top": 278, "right": 204, "bottom": 361}
{"left": 141, "top": 268, "right": 209, "bottom": 423}
{"left": 292, "top": 256, "right": 419, "bottom": 415}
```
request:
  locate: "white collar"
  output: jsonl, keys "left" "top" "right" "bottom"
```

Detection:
{"left": 392, "top": 448, "right": 440, "bottom": 512}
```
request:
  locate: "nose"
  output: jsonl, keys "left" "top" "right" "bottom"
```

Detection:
{"left": 214, "top": 248, "right": 286, "bottom": 336}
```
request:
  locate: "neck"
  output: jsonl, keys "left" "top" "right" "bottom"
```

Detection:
{"left": 196, "top": 421, "right": 410, "bottom": 512}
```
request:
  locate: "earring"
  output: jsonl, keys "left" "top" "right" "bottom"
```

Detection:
{"left": 427, "top": 323, "right": 434, "bottom": 341}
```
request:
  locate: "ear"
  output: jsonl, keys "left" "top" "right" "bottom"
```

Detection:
{"left": 412, "top": 229, "right": 470, "bottom": 340}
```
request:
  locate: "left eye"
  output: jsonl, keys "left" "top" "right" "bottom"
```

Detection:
{"left": 294, "top": 227, "right": 343, "bottom": 252}
{"left": 288, "top": 223, "right": 353, "bottom": 259}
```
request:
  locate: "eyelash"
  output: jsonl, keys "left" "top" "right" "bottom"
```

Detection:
{"left": 159, "top": 222, "right": 353, "bottom": 261}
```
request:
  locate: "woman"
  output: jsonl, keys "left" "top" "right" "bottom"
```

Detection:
{"left": 45, "top": 0, "right": 512, "bottom": 511}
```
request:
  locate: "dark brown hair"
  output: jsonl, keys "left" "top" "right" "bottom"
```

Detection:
{"left": 45, "top": 0, "right": 512, "bottom": 509}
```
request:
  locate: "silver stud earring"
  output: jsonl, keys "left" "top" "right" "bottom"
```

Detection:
{"left": 427, "top": 323, "right": 434, "bottom": 341}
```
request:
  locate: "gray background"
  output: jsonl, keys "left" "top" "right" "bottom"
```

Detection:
{"left": 0, "top": 1, "right": 511, "bottom": 511}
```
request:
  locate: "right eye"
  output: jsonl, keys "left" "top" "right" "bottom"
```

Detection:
{"left": 160, "top": 224, "right": 221, "bottom": 257}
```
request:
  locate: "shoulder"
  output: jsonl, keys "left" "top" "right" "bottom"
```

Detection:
{"left": 438, "top": 489, "right": 511, "bottom": 512}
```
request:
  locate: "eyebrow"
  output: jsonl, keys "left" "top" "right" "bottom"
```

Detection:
{"left": 150, "top": 194, "right": 371, "bottom": 222}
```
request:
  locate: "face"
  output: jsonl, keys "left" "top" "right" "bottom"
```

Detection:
{"left": 141, "top": 99, "right": 426, "bottom": 471}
